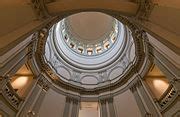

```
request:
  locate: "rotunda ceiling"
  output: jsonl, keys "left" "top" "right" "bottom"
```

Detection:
{"left": 44, "top": 12, "right": 136, "bottom": 87}
{"left": 61, "top": 12, "right": 119, "bottom": 56}
{"left": 65, "top": 12, "right": 114, "bottom": 44}
{"left": 35, "top": 12, "right": 149, "bottom": 95}
{"left": 50, "top": 12, "right": 124, "bottom": 70}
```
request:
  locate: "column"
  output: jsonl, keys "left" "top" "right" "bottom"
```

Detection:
{"left": 100, "top": 99, "right": 107, "bottom": 117}
{"left": 107, "top": 98, "right": 116, "bottom": 117}
{"left": 17, "top": 75, "right": 50, "bottom": 117}
{"left": 152, "top": 46, "right": 180, "bottom": 95}
{"left": 17, "top": 82, "right": 42, "bottom": 117}
{"left": 31, "top": 89, "right": 47, "bottom": 115}
{"left": 130, "top": 85, "right": 149, "bottom": 116}
{"left": 71, "top": 99, "right": 79, "bottom": 117}
{"left": 138, "top": 80, "right": 161, "bottom": 117}
{"left": 151, "top": 45, "right": 179, "bottom": 80}
{"left": 130, "top": 77, "right": 162, "bottom": 117}
{"left": 63, "top": 97, "right": 71, "bottom": 117}
{"left": 63, "top": 97, "right": 80, "bottom": 117}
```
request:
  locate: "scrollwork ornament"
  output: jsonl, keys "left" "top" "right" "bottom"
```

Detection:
{"left": 136, "top": 0, "right": 155, "bottom": 21}
{"left": 98, "top": 71, "right": 108, "bottom": 81}
{"left": 72, "top": 71, "right": 81, "bottom": 82}
{"left": 31, "top": 0, "right": 50, "bottom": 19}
{"left": 37, "top": 75, "right": 50, "bottom": 91}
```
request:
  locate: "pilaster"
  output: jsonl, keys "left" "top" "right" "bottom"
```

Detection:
{"left": 99, "top": 97, "right": 116, "bottom": 117}
{"left": 63, "top": 96, "right": 80, "bottom": 117}
{"left": 130, "top": 76, "right": 162, "bottom": 117}
{"left": 100, "top": 99, "right": 107, "bottom": 117}
{"left": 17, "top": 74, "right": 50, "bottom": 117}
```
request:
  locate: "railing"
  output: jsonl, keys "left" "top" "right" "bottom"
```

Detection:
{"left": 157, "top": 85, "right": 178, "bottom": 111}
{"left": 0, "top": 76, "right": 24, "bottom": 110}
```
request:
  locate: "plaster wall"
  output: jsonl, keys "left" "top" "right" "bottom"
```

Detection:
{"left": 113, "top": 90, "right": 141, "bottom": 117}
{"left": 38, "top": 89, "right": 66, "bottom": 117}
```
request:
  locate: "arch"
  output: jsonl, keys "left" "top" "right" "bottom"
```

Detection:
{"left": 56, "top": 66, "right": 71, "bottom": 80}
{"left": 108, "top": 66, "right": 124, "bottom": 80}
{"left": 129, "top": 42, "right": 135, "bottom": 62}
{"left": 81, "top": 75, "right": 99, "bottom": 85}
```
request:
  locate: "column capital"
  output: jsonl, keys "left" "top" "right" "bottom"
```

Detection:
{"left": 169, "top": 78, "right": 180, "bottom": 85}
{"left": 129, "top": 76, "right": 143, "bottom": 92}
{"left": 99, "top": 99, "right": 106, "bottom": 104}
{"left": 37, "top": 75, "right": 51, "bottom": 91}
{"left": 0, "top": 75, "right": 11, "bottom": 82}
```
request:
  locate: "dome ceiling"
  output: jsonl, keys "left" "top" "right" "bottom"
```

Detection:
{"left": 44, "top": 12, "right": 136, "bottom": 88}
{"left": 52, "top": 12, "right": 124, "bottom": 70}
{"left": 66, "top": 12, "right": 114, "bottom": 43}
{"left": 35, "top": 12, "right": 149, "bottom": 95}
{"left": 61, "top": 12, "right": 119, "bottom": 56}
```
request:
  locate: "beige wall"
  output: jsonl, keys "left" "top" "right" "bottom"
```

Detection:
{"left": 0, "top": 0, "right": 36, "bottom": 36}
{"left": 79, "top": 102, "right": 99, "bottom": 117}
{"left": 113, "top": 90, "right": 141, "bottom": 117}
{"left": 79, "top": 109, "right": 99, "bottom": 117}
{"left": 10, "top": 64, "right": 34, "bottom": 97}
{"left": 11, "top": 76, "right": 33, "bottom": 97}
{"left": 38, "top": 89, "right": 66, "bottom": 117}
{"left": 145, "top": 65, "right": 170, "bottom": 99}
{"left": 154, "top": 0, "right": 180, "bottom": 8}
{"left": 149, "top": 6, "right": 180, "bottom": 35}
{"left": 145, "top": 77, "right": 169, "bottom": 99}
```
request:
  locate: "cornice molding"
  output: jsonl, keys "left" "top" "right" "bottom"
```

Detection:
{"left": 37, "top": 74, "right": 51, "bottom": 91}
{"left": 27, "top": 33, "right": 39, "bottom": 60}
